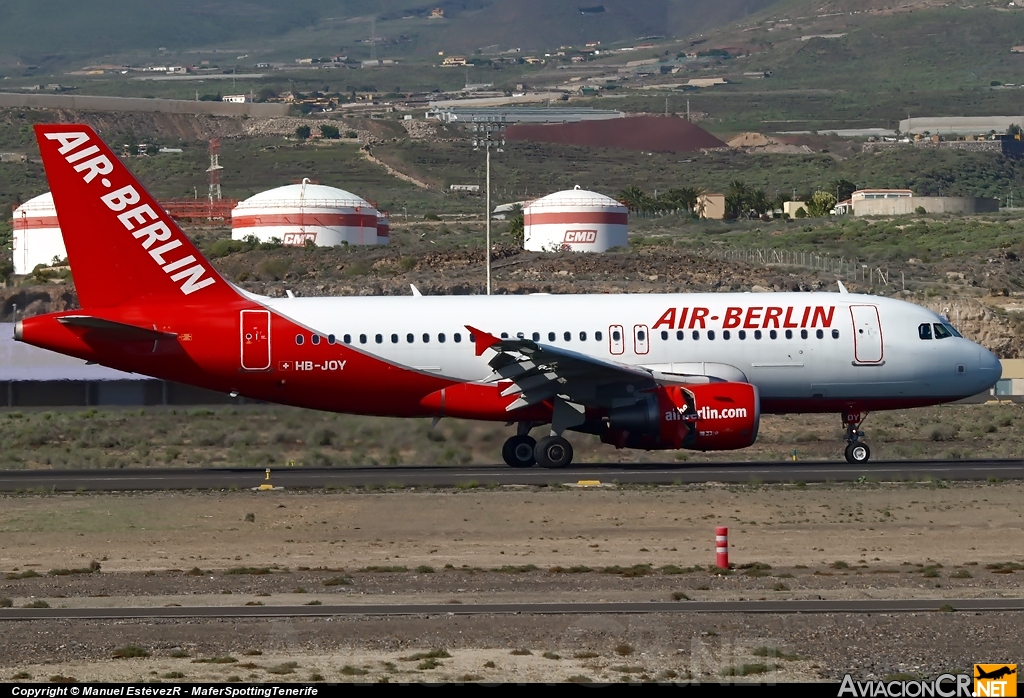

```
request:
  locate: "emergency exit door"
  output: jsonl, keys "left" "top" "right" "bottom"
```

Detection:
{"left": 240, "top": 309, "right": 271, "bottom": 370}
{"left": 850, "top": 304, "right": 883, "bottom": 364}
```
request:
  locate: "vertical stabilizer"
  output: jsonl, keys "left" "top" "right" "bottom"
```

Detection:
{"left": 34, "top": 124, "right": 239, "bottom": 309}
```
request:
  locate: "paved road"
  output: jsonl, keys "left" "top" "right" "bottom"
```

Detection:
{"left": 1, "top": 598, "right": 1022, "bottom": 621}
{"left": 0, "top": 460, "right": 1021, "bottom": 492}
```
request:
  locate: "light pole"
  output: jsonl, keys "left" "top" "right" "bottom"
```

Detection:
{"left": 470, "top": 120, "right": 505, "bottom": 295}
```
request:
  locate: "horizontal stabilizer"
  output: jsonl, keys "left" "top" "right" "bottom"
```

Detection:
{"left": 57, "top": 315, "right": 177, "bottom": 342}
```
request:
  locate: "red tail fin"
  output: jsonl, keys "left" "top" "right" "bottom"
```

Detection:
{"left": 34, "top": 124, "right": 238, "bottom": 309}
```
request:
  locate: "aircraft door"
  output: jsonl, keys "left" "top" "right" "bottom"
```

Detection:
{"left": 240, "top": 309, "right": 271, "bottom": 370}
{"left": 609, "top": 325, "right": 624, "bottom": 355}
{"left": 633, "top": 324, "right": 650, "bottom": 355}
{"left": 850, "top": 304, "right": 883, "bottom": 363}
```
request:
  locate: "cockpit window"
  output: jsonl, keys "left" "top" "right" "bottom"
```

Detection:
{"left": 918, "top": 323, "right": 932, "bottom": 340}
{"left": 933, "top": 323, "right": 952, "bottom": 339}
{"left": 946, "top": 324, "right": 963, "bottom": 338}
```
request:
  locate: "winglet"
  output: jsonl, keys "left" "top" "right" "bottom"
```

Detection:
{"left": 410, "top": 284, "right": 422, "bottom": 297}
{"left": 837, "top": 280, "right": 849, "bottom": 294}
{"left": 465, "top": 325, "right": 500, "bottom": 357}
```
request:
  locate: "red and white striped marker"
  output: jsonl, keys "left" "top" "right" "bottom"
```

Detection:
{"left": 716, "top": 527, "right": 729, "bottom": 569}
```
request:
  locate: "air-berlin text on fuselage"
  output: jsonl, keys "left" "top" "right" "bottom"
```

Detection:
{"left": 43, "top": 131, "right": 216, "bottom": 296}
{"left": 653, "top": 306, "right": 835, "bottom": 330}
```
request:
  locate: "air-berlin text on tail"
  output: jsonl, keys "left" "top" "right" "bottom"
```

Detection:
{"left": 653, "top": 305, "right": 836, "bottom": 330}
{"left": 42, "top": 130, "right": 216, "bottom": 296}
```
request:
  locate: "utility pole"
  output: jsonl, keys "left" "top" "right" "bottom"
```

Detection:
{"left": 470, "top": 119, "right": 505, "bottom": 295}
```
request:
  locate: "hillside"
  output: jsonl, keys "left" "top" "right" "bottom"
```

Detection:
{"left": 0, "top": 0, "right": 781, "bottom": 71}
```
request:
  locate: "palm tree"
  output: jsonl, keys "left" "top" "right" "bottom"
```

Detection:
{"left": 619, "top": 185, "right": 649, "bottom": 214}
{"left": 725, "top": 180, "right": 751, "bottom": 219}
{"left": 750, "top": 189, "right": 771, "bottom": 217}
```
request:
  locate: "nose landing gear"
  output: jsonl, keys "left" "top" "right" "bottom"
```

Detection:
{"left": 843, "top": 410, "right": 871, "bottom": 464}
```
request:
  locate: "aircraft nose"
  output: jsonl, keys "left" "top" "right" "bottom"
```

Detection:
{"left": 976, "top": 346, "right": 1002, "bottom": 390}
{"left": 970, "top": 345, "right": 1003, "bottom": 395}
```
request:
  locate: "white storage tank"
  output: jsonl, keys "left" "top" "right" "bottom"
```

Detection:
{"left": 376, "top": 212, "right": 390, "bottom": 245}
{"left": 523, "top": 185, "right": 628, "bottom": 253}
{"left": 231, "top": 179, "right": 380, "bottom": 247}
{"left": 12, "top": 192, "right": 66, "bottom": 275}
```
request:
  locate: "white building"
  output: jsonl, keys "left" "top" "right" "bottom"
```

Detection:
{"left": 12, "top": 192, "right": 66, "bottom": 275}
{"left": 231, "top": 179, "right": 381, "bottom": 247}
{"left": 523, "top": 186, "right": 628, "bottom": 253}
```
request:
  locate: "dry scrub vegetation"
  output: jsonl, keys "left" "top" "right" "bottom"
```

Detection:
{"left": 1, "top": 403, "right": 1024, "bottom": 469}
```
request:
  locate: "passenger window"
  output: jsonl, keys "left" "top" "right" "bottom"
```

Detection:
{"left": 738, "top": 330, "right": 746, "bottom": 340}
{"left": 692, "top": 330, "right": 700, "bottom": 340}
{"left": 532, "top": 332, "right": 540, "bottom": 341}
{"left": 501, "top": 332, "right": 509, "bottom": 339}
{"left": 595, "top": 331, "right": 603, "bottom": 341}
{"left": 454, "top": 333, "right": 462, "bottom": 343}
{"left": 375, "top": 334, "right": 383, "bottom": 344}
{"left": 423, "top": 333, "right": 430, "bottom": 343}
{"left": 391, "top": 334, "right": 398, "bottom": 343}
{"left": 549, "top": 332, "right": 556, "bottom": 341}
{"left": 919, "top": 323, "right": 932, "bottom": 340}
{"left": 612, "top": 330, "right": 621, "bottom": 341}
{"left": 327, "top": 334, "right": 336, "bottom": 345}
{"left": 517, "top": 332, "right": 525, "bottom": 339}
{"left": 407, "top": 333, "right": 414, "bottom": 343}
{"left": 707, "top": 330, "right": 715, "bottom": 340}
{"left": 723, "top": 330, "right": 730, "bottom": 340}
{"left": 359, "top": 334, "right": 367, "bottom": 344}
{"left": 770, "top": 330, "right": 778, "bottom": 340}
{"left": 785, "top": 329, "right": 793, "bottom": 340}
{"left": 676, "top": 330, "right": 684, "bottom": 340}
{"left": 754, "top": 330, "right": 762, "bottom": 340}
{"left": 311, "top": 335, "right": 320, "bottom": 345}
{"left": 816, "top": 329, "right": 824, "bottom": 339}
{"left": 564, "top": 331, "right": 571, "bottom": 341}
{"left": 439, "top": 333, "right": 446, "bottom": 343}
{"left": 800, "top": 329, "right": 808, "bottom": 339}
{"left": 832, "top": 329, "right": 839, "bottom": 339}
{"left": 343, "top": 334, "right": 351, "bottom": 344}
{"left": 933, "top": 323, "right": 952, "bottom": 339}
{"left": 661, "top": 330, "right": 669, "bottom": 340}
{"left": 295, "top": 334, "right": 304, "bottom": 345}
{"left": 580, "top": 331, "right": 587, "bottom": 341}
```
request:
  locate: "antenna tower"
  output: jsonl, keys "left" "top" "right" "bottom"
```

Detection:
{"left": 207, "top": 138, "right": 223, "bottom": 202}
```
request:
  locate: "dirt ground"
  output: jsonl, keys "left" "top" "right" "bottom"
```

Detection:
{"left": 1, "top": 482, "right": 1022, "bottom": 682}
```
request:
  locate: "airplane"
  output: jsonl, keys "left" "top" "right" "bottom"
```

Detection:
{"left": 14, "top": 124, "right": 1002, "bottom": 468}
{"left": 975, "top": 666, "right": 1016, "bottom": 681}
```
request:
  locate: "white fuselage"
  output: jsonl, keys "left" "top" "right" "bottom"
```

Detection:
{"left": 260, "top": 291, "right": 1001, "bottom": 410}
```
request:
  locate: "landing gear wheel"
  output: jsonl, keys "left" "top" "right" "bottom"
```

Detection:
{"left": 845, "top": 442, "right": 871, "bottom": 464}
{"left": 502, "top": 435, "right": 537, "bottom": 468}
{"left": 534, "top": 436, "right": 574, "bottom": 469}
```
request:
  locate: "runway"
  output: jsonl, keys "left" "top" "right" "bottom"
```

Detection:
{"left": 0, "top": 459, "right": 1021, "bottom": 492}
{"left": 1, "top": 598, "right": 1022, "bottom": 621}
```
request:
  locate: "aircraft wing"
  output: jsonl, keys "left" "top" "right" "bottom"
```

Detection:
{"left": 467, "top": 325, "right": 658, "bottom": 412}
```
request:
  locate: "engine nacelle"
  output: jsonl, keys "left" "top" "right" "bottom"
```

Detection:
{"left": 602, "top": 382, "right": 760, "bottom": 451}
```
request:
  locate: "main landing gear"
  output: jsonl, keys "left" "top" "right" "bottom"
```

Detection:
{"left": 843, "top": 410, "right": 871, "bottom": 464}
{"left": 501, "top": 423, "right": 575, "bottom": 468}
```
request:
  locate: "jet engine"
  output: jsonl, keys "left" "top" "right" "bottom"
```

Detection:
{"left": 601, "top": 382, "right": 760, "bottom": 451}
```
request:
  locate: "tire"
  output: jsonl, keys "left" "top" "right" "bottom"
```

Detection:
{"left": 535, "top": 435, "right": 573, "bottom": 469}
{"left": 502, "top": 435, "right": 537, "bottom": 468}
{"left": 845, "top": 442, "right": 871, "bottom": 464}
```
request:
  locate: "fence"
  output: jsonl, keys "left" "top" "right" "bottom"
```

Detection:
{"left": 697, "top": 247, "right": 904, "bottom": 288}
